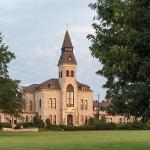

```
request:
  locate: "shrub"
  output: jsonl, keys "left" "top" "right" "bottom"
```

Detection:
{"left": 33, "top": 114, "right": 45, "bottom": 128}
{"left": 0, "top": 122, "right": 12, "bottom": 128}
{"left": 15, "top": 122, "right": 34, "bottom": 129}
{"left": 117, "top": 121, "right": 149, "bottom": 130}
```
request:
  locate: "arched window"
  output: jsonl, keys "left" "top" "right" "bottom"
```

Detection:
{"left": 59, "top": 71, "right": 60, "bottom": 78}
{"left": 49, "top": 115, "right": 52, "bottom": 124}
{"left": 85, "top": 116, "right": 88, "bottom": 124}
{"left": 39, "top": 99, "right": 41, "bottom": 108}
{"left": 61, "top": 71, "right": 62, "bottom": 78}
{"left": 0, "top": 115, "right": 1, "bottom": 123}
{"left": 53, "top": 115, "right": 56, "bottom": 124}
{"left": 110, "top": 118, "right": 112, "bottom": 122}
{"left": 81, "top": 116, "right": 84, "bottom": 124}
{"left": 26, "top": 116, "right": 28, "bottom": 122}
{"left": 71, "top": 70, "right": 74, "bottom": 77}
{"left": 119, "top": 118, "right": 122, "bottom": 123}
{"left": 66, "top": 70, "right": 69, "bottom": 77}
{"left": 66, "top": 84, "right": 74, "bottom": 107}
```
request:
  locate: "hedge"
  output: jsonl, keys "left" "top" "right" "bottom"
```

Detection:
{"left": 0, "top": 123, "right": 12, "bottom": 128}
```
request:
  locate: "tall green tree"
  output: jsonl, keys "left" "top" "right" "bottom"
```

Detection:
{"left": 88, "top": 0, "right": 150, "bottom": 121}
{"left": 0, "top": 33, "right": 24, "bottom": 119}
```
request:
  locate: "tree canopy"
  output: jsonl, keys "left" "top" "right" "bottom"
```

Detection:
{"left": 0, "top": 33, "right": 24, "bottom": 118}
{"left": 88, "top": 0, "right": 150, "bottom": 121}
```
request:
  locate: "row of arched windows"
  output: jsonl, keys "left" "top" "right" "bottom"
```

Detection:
{"left": 25, "top": 116, "right": 33, "bottom": 123}
{"left": 80, "top": 116, "right": 88, "bottom": 124}
{"left": 49, "top": 114, "right": 56, "bottom": 124}
{"left": 59, "top": 70, "right": 74, "bottom": 78}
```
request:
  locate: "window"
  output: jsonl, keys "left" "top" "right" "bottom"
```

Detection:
{"left": 66, "top": 84, "right": 74, "bottom": 107}
{"left": 110, "top": 118, "right": 112, "bottom": 122}
{"left": 0, "top": 115, "right": 1, "bottom": 123}
{"left": 49, "top": 84, "right": 55, "bottom": 89}
{"left": 81, "top": 116, "right": 84, "bottom": 124}
{"left": 26, "top": 116, "right": 28, "bottom": 122}
{"left": 59, "top": 71, "right": 60, "bottom": 78}
{"left": 53, "top": 115, "right": 56, "bottom": 124}
{"left": 49, "top": 115, "right": 52, "bottom": 124}
{"left": 66, "top": 70, "right": 69, "bottom": 77}
{"left": 29, "top": 101, "right": 33, "bottom": 111}
{"left": 85, "top": 116, "right": 88, "bottom": 124}
{"left": 53, "top": 98, "right": 56, "bottom": 109}
{"left": 61, "top": 71, "right": 62, "bottom": 78}
{"left": 14, "top": 120, "right": 17, "bottom": 124}
{"left": 119, "top": 118, "right": 122, "bottom": 123}
{"left": 30, "top": 116, "right": 33, "bottom": 122}
{"left": 49, "top": 98, "right": 52, "bottom": 109}
{"left": 84, "top": 100, "right": 88, "bottom": 110}
{"left": 123, "top": 118, "right": 126, "bottom": 123}
{"left": 68, "top": 57, "right": 72, "bottom": 61}
{"left": 71, "top": 70, "right": 74, "bottom": 77}
{"left": 81, "top": 99, "right": 83, "bottom": 110}
{"left": 39, "top": 99, "right": 41, "bottom": 108}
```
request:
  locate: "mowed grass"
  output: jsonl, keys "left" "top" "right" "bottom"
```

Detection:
{"left": 0, "top": 131, "right": 150, "bottom": 150}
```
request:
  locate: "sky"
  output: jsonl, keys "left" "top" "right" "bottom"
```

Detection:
{"left": 0, "top": 0, "right": 107, "bottom": 100}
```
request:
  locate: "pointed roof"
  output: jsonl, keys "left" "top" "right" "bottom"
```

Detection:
{"left": 61, "top": 30, "right": 73, "bottom": 51}
{"left": 58, "top": 30, "right": 77, "bottom": 66}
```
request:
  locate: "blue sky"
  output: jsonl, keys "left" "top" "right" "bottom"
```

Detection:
{"left": 0, "top": 0, "right": 107, "bottom": 99}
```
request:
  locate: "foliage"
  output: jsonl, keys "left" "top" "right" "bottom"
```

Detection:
{"left": 45, "top": 118, "right": 51, "bottom": 127}
{"left": 88, "top": 0, "right": 150, "bottom": 121}
{"left": 0, "top": 77, "right": 24, "bottom": 117}
{"left": 117, "top": 121, "right": 149, "bottom": 130}
{"left": 33, "top": 113, "right": 45, "bottom": 128}
{"left": 15, "top": 122, "right": 34, "bottom": 129}
{"left": 0, "top": 122, "right": 12, "bottom": 129}
{"left": 0, "top": 33, "right": 24, "bottom": 118}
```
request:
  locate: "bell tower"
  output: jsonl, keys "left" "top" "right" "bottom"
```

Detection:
{"left": 58, "top": 30, "right": 77, "bottom": 87}
{"left": 58, "top": 30, "right": 78, "bottom": 126}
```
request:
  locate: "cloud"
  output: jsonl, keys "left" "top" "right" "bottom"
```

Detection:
{"left": 1, "top": 0, "right": 106, "bottom": 99}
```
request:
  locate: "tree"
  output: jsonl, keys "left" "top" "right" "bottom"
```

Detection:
{"left": 0, "top": 33, "right": 24, "bottom": 120}
{"left": 88, "top": 0, "right": 150, "bottom": 121}
{"left": 33, "top": 113, "right": 45, "bottom": 128}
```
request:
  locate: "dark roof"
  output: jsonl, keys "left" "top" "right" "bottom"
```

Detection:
{"left": 23, "top": 79, "right": 60, "bottom": 92}
{"left": 23, "top": 84, "right": 39, "bottom": 92}
{"left": 58, "top": 30, "right": 77, "bottom": 66}
{"left": 23, "top": 79, "right": 92, "bottom": 92}
{"left": 58, "top": 51, "right": 77, "bottom": 66}
{"left": 77, "top": 81, "right": 91, "bottom": 91}
{"left": 61, "top": 30, "right": 73, "bottom": 51}
{"left": 39, "top": 79, "right": 60, "bottom": 90}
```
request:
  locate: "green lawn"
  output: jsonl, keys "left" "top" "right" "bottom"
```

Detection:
{"left": 0, "top": 131, "right": 150, "bottom": 150}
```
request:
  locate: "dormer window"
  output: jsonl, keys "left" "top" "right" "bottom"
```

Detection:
{"left": 68, "top": 57, "right": 72, "bottom": 61}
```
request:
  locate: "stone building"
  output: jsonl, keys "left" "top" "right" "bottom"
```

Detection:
{"left": 93, "top": 100, "right": 135, "bottom": 123}
{"left": 6, "top": 30, "right": 93, "bottom": 126}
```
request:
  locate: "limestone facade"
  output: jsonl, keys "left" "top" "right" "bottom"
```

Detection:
{"left": 0, "top": 30, "right": 93, "bottom": 126}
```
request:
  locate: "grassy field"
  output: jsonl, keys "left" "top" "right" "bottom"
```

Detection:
{"left": 0, "top": 131, "right": 150, "bottom": 150}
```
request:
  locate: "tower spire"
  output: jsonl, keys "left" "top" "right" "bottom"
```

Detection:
{"left": 58, "top": 30, "right": 77, "bottom": 66}
{"left": 61, "top": 30, "right": 73, "bottom": 51}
